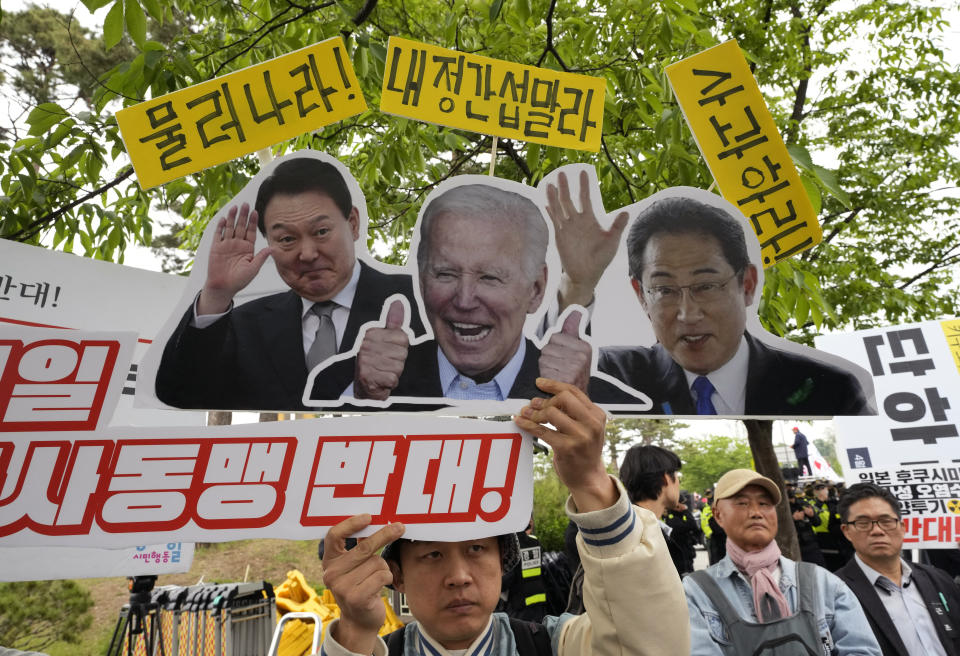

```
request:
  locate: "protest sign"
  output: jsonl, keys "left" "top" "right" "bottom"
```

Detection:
{"left": 0, "top": 326, "right": 134, "bottom": 432}
{"left": 0, "top": 414, "right": 533, "bottom": 548}
{"left": 139, "top": 151, "right": 872, "bottom": 418}
{"left": 666, "top": 40, "right": 821, "bottom": 267}
{"left": 2, "top": 239, "right": 202, "bottom": 427}
{"left": 381, "top": 36, "right": 605, "bottom": 151}
{"left": 0, "top": 542, "right": 194, "bottom": 581}
{"left": 116, "top": 38, "right": 366, "bottom": 189}
{"left": 817, "top": 318, "right": 960, "bottom": 547}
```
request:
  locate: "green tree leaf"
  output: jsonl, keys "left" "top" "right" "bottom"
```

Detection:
{"left": 124, "top": 0, "right": 147, "bottom": 49}
{"left": 102, "top": 0, "right": 124, "bottom": 49}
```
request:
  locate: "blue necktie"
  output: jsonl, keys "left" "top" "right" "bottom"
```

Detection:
{"left": 692, "top": 376, "right": 717, "bottom": 415}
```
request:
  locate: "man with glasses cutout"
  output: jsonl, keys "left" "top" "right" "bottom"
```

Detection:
{"left": 593, "top": 192, "right": 871, "bottom": 415}
{"left": 836, "top": 482, "right": 960, "bottom": 656}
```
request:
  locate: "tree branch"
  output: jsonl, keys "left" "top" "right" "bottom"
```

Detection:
{"left": 2, "top": 168, "right": 134, "bottom": 241}
{"left": 499, "top": 138, "right": 532, "bottom": 180}
{"left": 897, "top": 245, "right": 960, "bottom": 289}
{"left": 535, "top": 0, "right": 568, "bottom": 71}
{"left": 601, "top": 136, "right": 636, "bottom": 203}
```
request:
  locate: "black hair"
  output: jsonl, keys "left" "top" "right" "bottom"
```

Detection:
{"left": 619, "top": 444, "right": 682, "bottom": 503}
{"left": 838, "top": 482, "right": 901, "bottom": 522}
{"left": 626, "top": 196, "right": 750, "bottom": 282}
{"left": 254, "top": 158, "right": 353, "bottom": 234}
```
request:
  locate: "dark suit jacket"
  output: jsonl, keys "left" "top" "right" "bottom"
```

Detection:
{"left": 155, "top": 261, "right": 422, "bottom": 411}
{"left": 836, "top": 558, "right": 960, "bottom": 656}
{"left": 597, "top": 331, "right": 871, "bottom": 416}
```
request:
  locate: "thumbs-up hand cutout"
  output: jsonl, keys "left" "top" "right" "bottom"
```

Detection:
{"left": 354, "top": 298, "right": 411, "bottom": 400}
{"left": 538, "top": 307, "right": 591, "bottom": 394}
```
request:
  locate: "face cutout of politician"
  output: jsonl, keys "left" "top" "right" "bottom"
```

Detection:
{"left": 417, "top": 186, "right": 548, "bottom": 381}
{"left": 351, "top": 184, "right": 549, "bottom": 401}
{"left": 627, "top": 197, "right": 758, "bottom": 376}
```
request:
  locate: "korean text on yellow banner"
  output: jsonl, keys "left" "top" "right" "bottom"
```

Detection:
{"left": 941, "top": 319, "right": 960, "bottom": 375}
{"left": 666, "top": 40, "right": 821, "bottom": 266}
{"left": 380, "top": 36, "right": 605, "bottom": 152}
{"left": 116, "top": 38, "right": 367, "bottom": 189}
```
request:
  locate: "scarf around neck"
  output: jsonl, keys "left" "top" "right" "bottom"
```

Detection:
{"left": 725, "top": 538, "right": 791, "bottom": 622}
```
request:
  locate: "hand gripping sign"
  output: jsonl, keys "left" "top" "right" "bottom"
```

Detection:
{"left": 0, "top": 415, "right": 533, "bottom": 548}
{"left": 666, "top": 40, "right": 822, "bottom": 266}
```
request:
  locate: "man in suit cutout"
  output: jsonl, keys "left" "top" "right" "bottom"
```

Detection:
{"left": 576, "top": 192, "right": 872, "bottom": 415}
{"left": 155, "top": 156, "right": 422, "bottom": 410}
{"left": 835, "top": 482, "right": 960, "bottom": 656}
{"left": 339, "top": 182, "right": 643, "bottom": 405}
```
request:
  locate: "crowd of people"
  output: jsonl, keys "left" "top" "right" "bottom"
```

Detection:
{"left": 315, "top": 382, "right": 960, "bottom": 656}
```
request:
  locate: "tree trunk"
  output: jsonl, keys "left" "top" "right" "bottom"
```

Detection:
{"left": 743, "top": 419, "right": 800, "bottom": 560}
{"left": 207, "top": 411, "right": 232, "bottom": 426}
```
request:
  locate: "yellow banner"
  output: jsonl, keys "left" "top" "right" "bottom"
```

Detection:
{"left": 666, "top": 40, "right": 821, "bottom": 266}
{"left": 941, "top": 319, "right": 960, "bottom": 375}
{"left": 116, "top": 38, "right": 367, "bottom": 189}
{"left": 380, "top": 36, "right": 605, "bottom": 152}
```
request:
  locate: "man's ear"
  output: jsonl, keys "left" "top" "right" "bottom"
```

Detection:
{"left": 526, "top": 264, "right": 548, "bottom": 314}
{"left": 839, "top": 523, "right": 853, "bottom": 544}
{"left": 630, "top": 278, "right": 649, "bottom": 314}
{"left": 387, "top": 559, "right": 404, "bottom": 592}
{"left": 348, "top": 206, "right": 360, "bottom": 241}
{"left": 741, "top": 264, "right": 759, "bottom": 306}
{"left": 712, "top": 500, "right": 727, "bottom": 530}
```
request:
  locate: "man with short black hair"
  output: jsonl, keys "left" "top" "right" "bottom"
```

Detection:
{"left": 543, "top": 190, "right": 873, "bottom": 415}
{"left": 619, "top": 444, "right": 690, "bottom": 576}
{"left": 156, "top": 155, "right": 423, "bottom": 410}
{"left": 836, "top": 482, "right": 960, "bottom": 656}
{"left": 319, "top": 379, "right": 690, "bottom": 656}
{"left": 684, "top": 468, "right": 880, "bottom": 655}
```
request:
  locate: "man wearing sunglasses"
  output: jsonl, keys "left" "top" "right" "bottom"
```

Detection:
{"left": 836, "top": 482, "right": 960, "bottom": 656}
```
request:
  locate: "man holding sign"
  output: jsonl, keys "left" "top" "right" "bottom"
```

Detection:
{"left": 320, "top": 379, "right": 690, "bottom": 656}
{"left": 156, "top": 156, "right": 422, "bottom": 410}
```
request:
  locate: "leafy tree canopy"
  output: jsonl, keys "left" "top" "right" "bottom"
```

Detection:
{"left": 1, "top": 0, "right": 957, "bottom": 340}
{"left": 674, "top": 433, "right": 754, "bottom": 494}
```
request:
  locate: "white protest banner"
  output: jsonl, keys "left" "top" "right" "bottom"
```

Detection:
{"left": 0, "top": 414, "right": 533, "bottom": 548}
{"left": 0, "top": 326, "right": 135, "bottom": 433}
{"left": 816, "top": 318, "right": 960, "bottom": 547}
{"left": 0, "top": 542, "right": 194, "bottom": 581}
{"left": 1, "top": 239, "right": 203, "bottom": 427}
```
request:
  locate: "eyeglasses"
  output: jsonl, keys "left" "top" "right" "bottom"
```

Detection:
{"left": 844, "top": 517, "right": 901, "bottom": 532}
{"left": 643, "top": 271, "right": 741, "bottom": 307}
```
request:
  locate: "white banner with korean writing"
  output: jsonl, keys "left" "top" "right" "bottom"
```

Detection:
{"left": 0, "top": 414, "right": 534, "bottom": 548}
{"left": 816, "top": 318, "right": 960, "bottom": 547}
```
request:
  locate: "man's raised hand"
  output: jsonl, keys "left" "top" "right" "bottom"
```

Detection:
{"left": 514, "top": 378, "right": 616, "bottom": 512}
{"left": 354, "top": 299, "right": 411, "bottom": 400}
{"left": 545, "top": 170, "right": 629, "bottom": 311}
{"left": 539, "top": 308, "right": 591, "bottom": 393}
{"left": 197, "top": 203, "right": 272, "bottom": 315}
{"left": 321, "top": 514, "right": 405, "bottom": 654}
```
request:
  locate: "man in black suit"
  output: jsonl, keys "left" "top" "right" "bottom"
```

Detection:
{"left": 155, "top": 156, "right": 421, "bottom": 410}
{"left": 593, "top": 193, "right": 872, "bottom": 415}
{"left": 836, "top": 482, "right": 960, "bottom": 656}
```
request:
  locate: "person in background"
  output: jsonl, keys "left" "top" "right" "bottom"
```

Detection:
{"left": 811, "top": 481, "right": 850, "bottom": 571}
{"left": 683, "top": 468, "right": 880, "bottom": 655}
{"left": 836, "top": 482, "right": 960, "bottom": 656}
{"left": 792, "top": 427, "right": 811, "bottom": 476}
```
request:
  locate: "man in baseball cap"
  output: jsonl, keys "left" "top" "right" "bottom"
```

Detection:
{"left": 682, "top": 468, "right": 880, "bottom": 655}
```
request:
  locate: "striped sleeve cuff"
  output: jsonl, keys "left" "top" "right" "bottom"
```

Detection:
{"left": 319, "top": 619, "right": 387, "bottom": 656}
{"left": 565, "top": 477, "right": 639, "bottom": 556}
